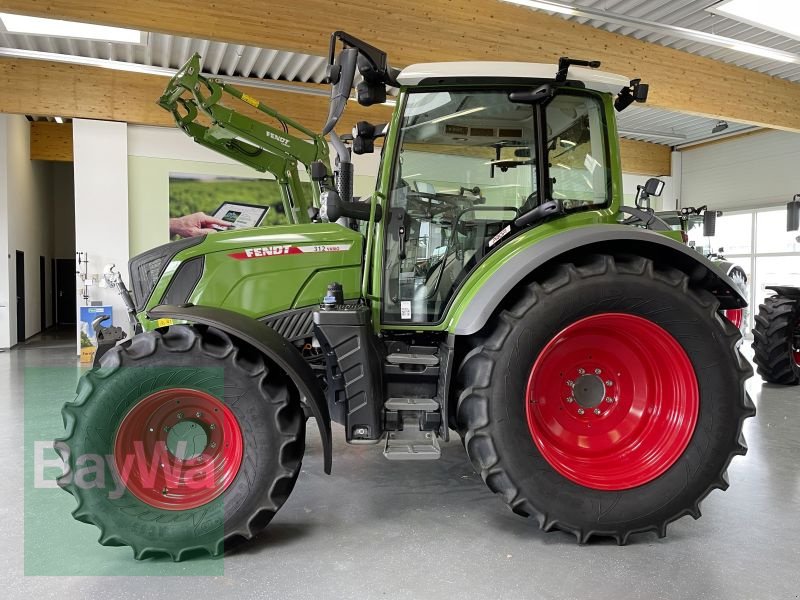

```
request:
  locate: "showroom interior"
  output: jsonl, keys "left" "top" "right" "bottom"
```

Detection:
{"left": 0, "top": 0, "right": 798, "bottom": 597}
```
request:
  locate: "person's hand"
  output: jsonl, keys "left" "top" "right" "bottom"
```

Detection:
{"left": 169, "top": 213, "right": 231, "bottom": 238}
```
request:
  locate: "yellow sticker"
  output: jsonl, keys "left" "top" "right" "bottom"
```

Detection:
{"left": 156, "top": 318, "right": 174, "bottom": 327}
{"left": 240, "top": 93, "right": 260, "bottom": 108}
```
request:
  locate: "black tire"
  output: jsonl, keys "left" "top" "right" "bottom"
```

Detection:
{"left": 455, "top": 254, "right": 754, "bottom": 544}
{"left": 752, "top": 295, "right": 800, "bottom": 385}
{"left": 56, "top": 325, "right": 305, "bottom": 560}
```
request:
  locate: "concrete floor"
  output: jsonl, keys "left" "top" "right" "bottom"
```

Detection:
{"left": 2, "top": 328, "right": 799, "bottom": 599}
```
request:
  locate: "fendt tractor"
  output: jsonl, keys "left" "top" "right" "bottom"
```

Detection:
{"left": 752, "top": 197, "right": 800, "bottom": 385}
{"left": 56, "top": 32, "right": 754, "bottom": 560}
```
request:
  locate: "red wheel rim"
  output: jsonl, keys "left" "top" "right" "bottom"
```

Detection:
{"left": 525, "top": 313, "right": 699, "bottom": 491}
{"left": 723, "top": 308, "right": 743, "bottom": 330}
{"left": 114, "top": 388, "right": 243, "bottom": 510}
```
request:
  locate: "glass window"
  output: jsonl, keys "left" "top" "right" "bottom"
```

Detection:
{"left": 697, "top": 212, "right": 753, "bottom": 256}
{"left": 547, "top": 94, "right": 609, "bottom": 209}
{"left": 755, "top": 208, "right": 800, "bottom": 254}
{"left": 382, "top": 89, "right": 610, "bottom": 324}
{"left": 754, "top": 255, "right": 800, "bottom": 311}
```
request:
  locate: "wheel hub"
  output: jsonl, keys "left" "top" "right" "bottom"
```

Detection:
{"left": 114, "top": 388, "right": 243, "bottom": 510}
{"left": 571, "top": 373, "right": 606, "bottom": 409}
{"left": 526, "top": 313, "right": 699, "bottom": 491}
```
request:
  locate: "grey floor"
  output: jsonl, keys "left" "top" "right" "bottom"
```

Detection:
{"left": 2, "top": 328, "right": 799, "bottom": 600}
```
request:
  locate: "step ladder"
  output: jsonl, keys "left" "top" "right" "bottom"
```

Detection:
{"left": 382, "top": 396, "right": 441, "bottom": 460}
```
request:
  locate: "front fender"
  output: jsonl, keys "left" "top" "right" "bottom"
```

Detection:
{"left": 148, "top": 303, "right": 332, "bottom": 474}
{"left": 453, "top": 224, "right": 748, "bottom": 336}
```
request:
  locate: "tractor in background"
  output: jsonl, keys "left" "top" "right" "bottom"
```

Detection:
{"left": 752, "top": 197, "right": 800, "bottom": 385}
{"left": 56, "top": 32, "right": 753, "bottom": 560}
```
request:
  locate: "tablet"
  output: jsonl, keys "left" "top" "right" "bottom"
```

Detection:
{"left": 211, "top": 202, "right": 270, "bottom": 230}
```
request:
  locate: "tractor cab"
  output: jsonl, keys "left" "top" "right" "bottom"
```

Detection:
{"left": 319, "top": 33, "right": 650, "bottom": 326}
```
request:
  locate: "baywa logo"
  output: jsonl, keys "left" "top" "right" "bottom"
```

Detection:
{"left": 36, "top": 440, "right": 217, "bottom": 500}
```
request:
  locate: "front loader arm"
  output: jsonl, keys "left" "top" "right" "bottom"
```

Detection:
{"left": 158, "top": 54, "right": 331, "bottom": 223}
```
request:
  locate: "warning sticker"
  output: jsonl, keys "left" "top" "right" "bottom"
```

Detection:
{"left": 228, "top": 243, "right": 352, "bottom": 260}
{"left": 240, "top": 93, "right": 260, "bottom": 108}
{"left": 488, "top": 224, "right": 511, "bottom": 248}
{"left": 400, "top": 301, "right": 412, "bottom": 320}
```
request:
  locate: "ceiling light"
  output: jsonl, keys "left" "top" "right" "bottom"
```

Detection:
{"left": 54, "top": 116, "right": 64, "bottom": 124}
{"left": 709, "top": 0, "right": 800, "bottom": 42}
{"left": 618, "top": 128, "right": 686, "bottom": 142}
{"left": 0, "top": 13, "right": 143, "bottom": 43}
{"left": 712, "top": 121, "right": 729, "bottom": 134}
{"left": 500, "top": 0, "right": 800, "bottom": 64}
{"left": 499, "top": 0, "right": 577, "bottom": 16}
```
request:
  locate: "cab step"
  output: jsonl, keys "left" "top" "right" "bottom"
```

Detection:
{"left": 384, "top": 397, "right": 439, "bottom": 411}
{"left": 383, "top": 429, "right": 441, "bottom": 460}
{"left": 385, "top": 353, "right": 440, "bottom": 366}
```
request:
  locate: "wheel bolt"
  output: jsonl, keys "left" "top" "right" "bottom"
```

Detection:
{"left": 605, "top": 380, "right": 613, "bottom": 386}
{"left": 605, "top": 397, "right": 614, "bottom": 403}
{"left": 195, "top": 411, "right": 202, "bottom": 418}
{"left": 578, "top": 368, "right": 585, "bottom": 375}
{"left": 209, "top": 424, "right": 216, "bottom": 430}
{"left": 163, "top": 426, "right": 170, "bottom": 432}
{"left": 593, "top": 408, "right": 601, "bottom": 415}
{"left": 209, "top": 442, "right": 217, "bottom": 448}
{"left": 565, "top": 397, "right": 574, "bottom": 403}
{"left": 594, "top": 369, "right": 602, "bottom": 375}
{"left": 176, "top": 412, "right": 184, "bottom": 419}
{"left": 566, "top": 380, "right": 575, "bottom": 388}
{"left": 161, "top": 487, "right": 168, "bottom": 495}
{"left": 577, "top": 408, "right": 585, "bottom": 415}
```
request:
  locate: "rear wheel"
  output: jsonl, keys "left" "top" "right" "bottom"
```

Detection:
{"left": 752, "top": 295, "right": 800, "bottom": 385}
{"left": 56, "top": 325, "right": 305, "bottom": 560}
{"left": 455, "top": 254, "right": 754, "bottom": 543}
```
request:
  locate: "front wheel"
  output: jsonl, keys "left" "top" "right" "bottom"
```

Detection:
{"left": 455, "top": 254, "right": 754, "bottom": 544}
{"left": 56, "top": 325, "right": 305, "bottom": 560}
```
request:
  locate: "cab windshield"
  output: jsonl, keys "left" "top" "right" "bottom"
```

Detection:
{"left": 383, "top": 88, "right": 610, "bottom": 323}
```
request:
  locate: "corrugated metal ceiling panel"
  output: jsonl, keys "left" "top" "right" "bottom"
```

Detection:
{"left": 0, "top": 30, "right": 330, "bottom": 83}
{"left": 552, "top": 0, "right": 800, "bottom": 83}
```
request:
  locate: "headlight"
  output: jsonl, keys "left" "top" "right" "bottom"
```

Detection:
{"left": 128, "top": 236, "right": 206, "bottom": 312}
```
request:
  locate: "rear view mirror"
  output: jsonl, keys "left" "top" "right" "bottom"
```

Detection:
{"left": 644, "top": 177, "right": 665, "bottom": 197}
{"left": 322, "top": 47, "right": 358, "bottom": 135}
{"left": 788, "top": 195, "right": 800, "bottom": 231}
{"left": 703, "top": 210, "right": 717, "bottom": 237}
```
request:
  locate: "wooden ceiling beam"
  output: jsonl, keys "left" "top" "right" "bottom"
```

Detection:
{"left": 30, "top": 121, "right": 73, "bottom": 161}
{"left": 0, "top": 56, "right": 390, "bottom": 131}
{"left": 1, "top": 0, "right": 800, "bottom": 130}
{"left": 619, "top": 139, "right": 672, "bottom": 176}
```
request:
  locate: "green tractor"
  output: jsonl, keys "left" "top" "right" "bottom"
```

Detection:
{"left": 56, "top": 32, "right": 754, "bottom": 560}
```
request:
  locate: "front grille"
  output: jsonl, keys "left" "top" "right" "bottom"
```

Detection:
{"left": 128, "top": 236, "right": 206, "bottom": 312}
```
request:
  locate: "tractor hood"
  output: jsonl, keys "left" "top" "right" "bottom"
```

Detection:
{"left": 134, "top": 224, "right": 364, "bottom": 326}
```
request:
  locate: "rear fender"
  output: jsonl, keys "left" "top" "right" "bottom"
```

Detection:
{"left": 148, "top": 304, "right": 332, "bottom": 474}
{"left": 766, "top": 286, "right": 800, "bottom": 299}
{"left": 454, "top": 225, "right": 748, "bottom": 336}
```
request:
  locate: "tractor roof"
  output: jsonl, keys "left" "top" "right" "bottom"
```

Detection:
{"left": 396, "top": 62, "right": 630, "bottom": 95}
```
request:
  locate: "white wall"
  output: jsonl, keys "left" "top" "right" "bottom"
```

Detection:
{"left": 681, "top": 130, "right": 800, "bottom": 211}
{"left": 73, "top": 119, "right": 130, "bottom": 352}
{"left": 0, "top": 116, "right": 9, "bottom": 348}
{"left": 0, "top": 114, "right": 56, "bottom": 348}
